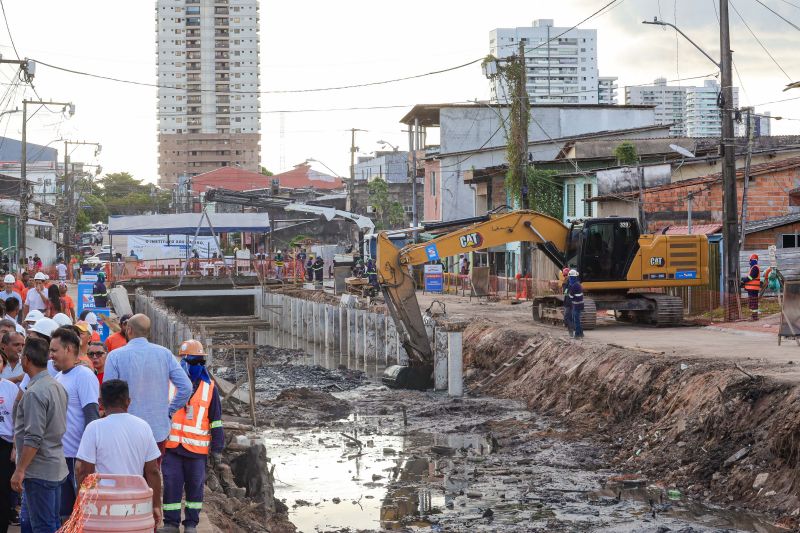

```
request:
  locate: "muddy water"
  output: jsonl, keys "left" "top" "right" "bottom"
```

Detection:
{"left": 261, "top": 383, "right": 782, "bottom": 533}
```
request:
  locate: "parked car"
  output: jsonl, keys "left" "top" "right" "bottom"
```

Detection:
{"left": 83, "top": 252, "right": 112, "bottom": 267}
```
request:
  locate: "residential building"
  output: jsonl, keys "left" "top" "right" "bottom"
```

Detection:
{"left": 685, "top": 80, "right": 739, "bottom": 138}
{"left": 353, "top": 151, "right": 409, "bottom": 183}
{"left": 156, "top": 0, "right": 261, "bottom": 188}
{"left": 489, "top": 19, "right": 617, "bottom": 104}
{"left": 271, "top": 163, "right": 344, "bottom": 191}
{"left": 625, "top": 78, "right": 688, "bottom": 136}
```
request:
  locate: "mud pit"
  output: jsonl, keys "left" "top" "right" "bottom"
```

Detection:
{"left": 255, "top": 382, "right": 779, "bottom": 532}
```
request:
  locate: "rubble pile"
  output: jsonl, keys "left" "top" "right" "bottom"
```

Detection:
{"left": 463, "top": 320, "right": 800, "bottom": 528}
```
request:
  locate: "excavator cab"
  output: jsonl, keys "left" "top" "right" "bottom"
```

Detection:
{"left": 565, "top": 217, "right": 641, "bottom": 282}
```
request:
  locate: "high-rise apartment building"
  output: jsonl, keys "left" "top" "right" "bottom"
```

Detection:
{"left": 156, "top": 0, "right": 261, "bottom": 188}
{"left": 685, "top": 80, "right": 738, "bottom": 138}
{"left": 625, "top": 78, "right": 688, "bottom": 136}
{"left": 489, "top": 19, "right": 617, "bottom": 105}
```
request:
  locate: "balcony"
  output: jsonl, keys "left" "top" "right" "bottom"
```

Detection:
{"left": 216, "top": 118, "right": 230, "bottom": 126}
{"left": 187, "top": 62, "right": 200, "bottom": 71}
{"left": 215, "top": 62, "right": 229, "bottom": 71}
{"left": 215, "top": 40, "right": 228, "bottom": 48}
{"left": 186, "top": 51, "right": 201, "bottom": 60}
{"left": 188, "top": 106, "right": 201, "bottom": 114}
{"left": 214, "top": 51, "right": 229, "bottom": 59}
{"left": 214, "top": 7, "right": 229, "bottom": 14}
{"left": 215, "top": 29, "right": 229, "bottom": 37}
{"left": 215, "top": 18, "right": 229, "bottom": 26}
{"left": 187, "top": 84, "right": 201, "bottom": 92}
{"left": 187, "top": 96, "right": 201, "bottom": 104}
{"left": 186, "top": 17, "right": 200, "bottom": 27}
{"left": 216, "top": 95, "right": 230, "bottom": 104}
{"left": 216, "top": 106, "right": 230, "bottom": 114}
{"left": 215, "top": 73, "right": 230, "bottom": 82}
{"left": 185, "top": 29, "right": 200, "bottom": 37}
{"left": 186, "top": 40, "right": 200, "bottom": 49}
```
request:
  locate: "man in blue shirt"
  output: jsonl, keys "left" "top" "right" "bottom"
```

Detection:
{"left": 104, "top": 314, "right": 192, "bottom": 461}
{"left": 567, "top": 269, "right": 585, "bottom": 339}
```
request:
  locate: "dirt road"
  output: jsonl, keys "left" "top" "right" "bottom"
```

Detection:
{"left": 416, "top": 292, "right": 800, "bottom": 381}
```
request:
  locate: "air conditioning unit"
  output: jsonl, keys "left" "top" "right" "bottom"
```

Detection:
{"left": 366, "top": 206, "right": 375, "bottom": 213}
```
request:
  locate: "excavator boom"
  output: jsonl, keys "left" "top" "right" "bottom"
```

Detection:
{"left": 378, "top": 211, "right": 570, "bottom": 365}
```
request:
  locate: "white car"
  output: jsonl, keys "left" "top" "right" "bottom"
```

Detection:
{"left": 83, "top": 252, "right": 112, "bottom": 267}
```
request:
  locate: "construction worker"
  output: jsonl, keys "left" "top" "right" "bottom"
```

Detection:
{"left": 160, "top": 340, "right": 223, "bottom": 533}
{"left": 274, "top": 250, "right": 284, "bottom": 280}
{"left": 567, "top": 269, "right": 584, "bottom": 339}
{"left": 305, "top": 257, "right": 314, "bottom": 282}
{"left": 312, "top": 256, "right": 325, "bottom": 283}
{"left": 561, "top": 267, "right": 573, "bottom": 335}
{"left": 742, "top": 253, "right": 761, "bottom": 321}
{"left": 365, "top": 259, "right": 378, "bottom": 287}
{"left": 92, "top": 271, "right": 108, "bottom": 308}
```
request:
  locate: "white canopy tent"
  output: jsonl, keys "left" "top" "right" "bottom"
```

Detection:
{"left": 108, "top": 212, "right": 270, "bottom": 236}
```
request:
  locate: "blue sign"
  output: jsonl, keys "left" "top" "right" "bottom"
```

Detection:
{"left": 424, "top": 264, "right": 444, "bottom": 293}
{"left": 676, "top": 270, "right": 697, "bottom": 279}
{"left": 83, "top": 307, "right": 111, "bottom": 342}
{"left": 77, "top": 282, "right": 95, "bottom": 315}
{"left": 425, "top": 243, "right": 440, "bottom": 261}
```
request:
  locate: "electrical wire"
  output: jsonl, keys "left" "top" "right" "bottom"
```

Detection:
{"left": 730, "top": 0, "right": 794, "bottom": 81}
{"left": 753, "top": 0, "right": 800, "bottom": 31}
{"left": 777, "top": 0, "right": 800, "bottom": 9}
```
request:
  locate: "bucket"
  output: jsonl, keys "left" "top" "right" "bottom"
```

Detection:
{"left": 79, "top": 474, "right": 155, "bottom": 533}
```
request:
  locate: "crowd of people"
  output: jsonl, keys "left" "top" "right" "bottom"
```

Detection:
{"left": 0, "top": 272, "right": 223, "bottom": 533}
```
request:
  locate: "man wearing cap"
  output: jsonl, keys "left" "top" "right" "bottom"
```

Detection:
{"left": 74, "top": 321, "right": 93, "bottom": 367}
{"left": 104, "top": 314, "right": 130, "bottom": 353}
{"left": 741, "top": 253, "right": 762, "bottom": 321}
{"left": 0, "top": 276, "right": 20, "bottom": 307}
{"left": 22, "top": 273, "right": 49, "bottom": 322}
{"left": 159, "top": 340, "right": 223, "bottom": 533}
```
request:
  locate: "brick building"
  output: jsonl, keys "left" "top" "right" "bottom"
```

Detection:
{"left": 594, "top": 158, "right": 800, "bottom": 239}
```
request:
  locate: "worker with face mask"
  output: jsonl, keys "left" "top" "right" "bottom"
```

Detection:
{"left": 159, "top": 340, "right": 224, "bottom": 533}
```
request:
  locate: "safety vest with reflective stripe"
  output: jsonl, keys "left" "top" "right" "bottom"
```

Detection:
{"left": 167, "top": 380, "right": 214, "bottom": 455}
{"left": 744, "top": 265, "right": 761, "bottom": 292}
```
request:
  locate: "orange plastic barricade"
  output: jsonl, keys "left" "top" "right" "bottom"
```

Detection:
{"left": 63, "top": 473, "right": 154, "bottom": 533}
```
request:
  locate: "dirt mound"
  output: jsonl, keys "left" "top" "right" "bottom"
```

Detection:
{"left": 258, "top": 387, "right": 351, "bottom": 426}
{"left": 463, "top": 325, "right": 800, "bottom": 526}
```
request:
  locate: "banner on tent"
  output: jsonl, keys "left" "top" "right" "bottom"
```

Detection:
{"left": 127, "top": 235, "right": 222, "bottom": 260}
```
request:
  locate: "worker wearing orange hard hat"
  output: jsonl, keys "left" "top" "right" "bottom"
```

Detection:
{"left": 160, "top": 340, "right": 223, "bottom": 533}
{"left": 741, "top": 253, "right": 761, "bottom": 321}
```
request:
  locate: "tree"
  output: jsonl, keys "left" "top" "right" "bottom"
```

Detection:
{"left": 367, "top": 178, "right": 405, "bottom": 230}
{"left": 526, "top": 169, "right": 563, "bottom": 220}
{"left": 95, "top": 172, "right": 169, "bottom": 216}
{"left": 260, "top": 166, "right": 274, "bottom": 176}
{"left": 614, "top": 142, "right": 639, "bottom": 166}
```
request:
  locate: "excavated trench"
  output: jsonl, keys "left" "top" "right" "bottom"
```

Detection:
{"left": 462, "top": 319, "right": 800, "bottom": 529}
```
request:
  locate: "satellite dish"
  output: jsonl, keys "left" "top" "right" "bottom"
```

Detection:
{"left": 670, "top": 144, "right": 695, "bottom": 158}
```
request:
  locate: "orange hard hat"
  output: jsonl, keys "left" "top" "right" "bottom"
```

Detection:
{"left": 179, "top": 339, "right": 206, "bottom": 357}
{"left": 750, "top": 254, "right": 759, "bottom": 261}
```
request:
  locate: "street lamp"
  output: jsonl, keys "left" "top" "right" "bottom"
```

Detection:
{"left": 304, "top": 158, "right": 343, "bottom": 178}
{"left": 376, "top": 140, "right": 399, "bottom": 152}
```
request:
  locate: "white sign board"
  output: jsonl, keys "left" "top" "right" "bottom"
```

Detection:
{"left": 128, "top": 235, "right": 221, "bottom": 260}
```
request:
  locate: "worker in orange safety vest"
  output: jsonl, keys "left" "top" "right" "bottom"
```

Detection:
{"left": 159, "top": 340, "right": 224, "bottom": 533}
{"left": 741, "top": 253, "right": 761, "bottom": 321}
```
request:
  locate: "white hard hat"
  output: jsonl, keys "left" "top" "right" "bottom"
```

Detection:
{"left": 85, "top": 312, "right": 98, "bottom": 326}
{"left": 53, "top": 313, "right": 73, "bottom": 327}
{"left": 33, "top": 272, "right": 47, "bottom": 281}
{"left": 568, "top": 269, "right": 579, "bottom": 277}
{"left": 24, "top": 309, "right": 45, "bottom": 323}
{"left": 31, "top": 318, "right": 59, "bottom": 338}
{"left": 3, "top": 274, "right": 14, "bottom": 284}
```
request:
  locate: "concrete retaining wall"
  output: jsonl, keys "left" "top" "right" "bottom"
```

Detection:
{"left": 135, "top": 291, "right": 197, "bottom": 355}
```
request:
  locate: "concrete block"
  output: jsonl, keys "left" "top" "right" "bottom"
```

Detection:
{"left": 448, "top": 331, "right": 463, "bottom": 397}
{"left": 364, "top": 313, "right": 377, "bottom": 371}
{"left": 434, "top": 328, "right": 448, "bottom": 391}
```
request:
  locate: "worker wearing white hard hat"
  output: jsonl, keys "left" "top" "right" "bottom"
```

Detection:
{"left": 23, "top": 309, "right": 44, "bottom": 326}
{"left": 1, "top": 274, "right": 20, "bottom": 307}
{"left": 23, "top": 272, "right": 49, "bottom": 320}
{"left": 28, "top": 317, "right": 59, "bottom": 343}
{"left": 53, "top": 313, "right": 73, "bottom": 327}
{"left": 566, "top": 269, "right": 585, "bottom": 339}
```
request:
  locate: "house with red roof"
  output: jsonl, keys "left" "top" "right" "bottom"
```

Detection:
{"left": 189, "top": 167, "right": 271, "bottom": 196}
{"left": 272, "top": 163, "right": 344, "bottom": 191}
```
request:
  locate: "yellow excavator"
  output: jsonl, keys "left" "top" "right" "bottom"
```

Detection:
{"left": 378, "top": 210, "right": 708, "bottom": 388}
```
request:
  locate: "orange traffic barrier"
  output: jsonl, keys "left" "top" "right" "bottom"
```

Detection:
{"left": 61, "top": 473, "right": 155, "bottom": 533}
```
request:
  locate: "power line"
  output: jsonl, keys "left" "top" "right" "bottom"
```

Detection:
{"left": 0, "top": 0, "right": 19, "bottom": 61}
{"left": 777, "top": 0, "right": 800, "bottom": 10}
{"left": 753, "top": 0, "right": 800, "bottom": 31}
{"left": 730, "top": 0, "right": 793, "bottom": 81}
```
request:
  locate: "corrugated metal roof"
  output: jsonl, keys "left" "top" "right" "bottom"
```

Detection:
{"left": 663, "top": 223, "right": 722, "bottom": 235}
{"left": 744, "top": 213, "right": 800, "bottom": 234}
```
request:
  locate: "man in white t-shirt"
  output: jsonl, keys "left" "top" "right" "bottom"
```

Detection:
{"left": 49, "top": 326, "right": 100, "bottom": 522}
{"left": 76, "top": 379, "right": 162, "bottom": 526}
{"left": 0, "top": 355, "right": 20, "bottom": 531}
{"left": 55, "top": 260, "right": 67, "bottom": 282}
{"left": 22, "top": 272, "right": 48, "bottom": 320}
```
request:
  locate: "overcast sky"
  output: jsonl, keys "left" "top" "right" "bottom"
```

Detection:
{"left": 1, "top": 0, "right": 798, "bottom": 184}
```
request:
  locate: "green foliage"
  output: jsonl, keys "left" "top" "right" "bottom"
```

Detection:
{"left": 367, "top": 178, "right": 405, "bottom": 230}
{"left": 503, "top": 57, "right": 529, "bottom": 205}
{"left": 614, "top": 142, "right": 639, "bottom": 166}
{"left": 75, "top": 210, "right": 91, "bottom": 233}
{"left": 289, "top": 234, "right": 309, "bottom": 248}
{"left": 526, "top": 169, "right": 563, "bottom": 220}
{"left": 260, "top": 166, "right": 274, "bottom": 176}
{"left": 95, "top": 172, "right": 170, "bottom": 216}
{"left": 80, "top": 194, "right": 109, "bottom": 224}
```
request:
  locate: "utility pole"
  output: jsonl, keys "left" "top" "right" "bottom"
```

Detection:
{"left": 739, "top": 107, "right": 754, "bottom": 250}
{"left": 20, "top": 99, "right": 74, "bottom": 260}
{"left": 517, "top": 41, "right": 531, "bottom": 276}
{"left": 407, "top": 119, "right": 420, "bottom": 238}
{"left": 61, "top": 140, "right": 100, "bottom": 260}
{"left": 348, "top": 128, "right": 365, "bottom": 212}
{"left": 719, "top": 0, "right": 739, "bottom": 320}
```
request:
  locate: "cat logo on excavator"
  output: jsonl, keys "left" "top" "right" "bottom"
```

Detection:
{"left": 459, "top": 232, "right": 483, "bottom": 248}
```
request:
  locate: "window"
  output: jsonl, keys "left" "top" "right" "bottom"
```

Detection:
{"left": 430, "top": 171, "right": 436, "bottom": 196}
{"left": 783, "top": 234, "right": 800, "bottom": 248}
{"left": 566, "top": 184, "right": 576, "bottom": 217}
{"left": 583, "top": 183, "right": 593, "bottom": 216}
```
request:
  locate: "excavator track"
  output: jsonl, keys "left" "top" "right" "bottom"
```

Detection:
{"left": 638, "top": 293, "right": 684, "bottom": 326}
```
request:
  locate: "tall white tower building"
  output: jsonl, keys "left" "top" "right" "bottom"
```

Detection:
{"left": 489, "top": 19, "right": 617, "bottom": 105}
{"left": 625, "top": 78, "right": 688, "bottom": 136}
{"left": 156, "top": 0, "right": 261, "bottom": 188}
